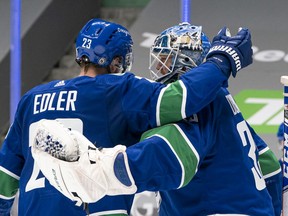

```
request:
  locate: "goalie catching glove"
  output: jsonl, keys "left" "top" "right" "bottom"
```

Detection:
{"left": 206, "top": 27, "right": 253, "bottom": 78}
{"left": 31, "top": 119, "right": 137, "bottom": 205}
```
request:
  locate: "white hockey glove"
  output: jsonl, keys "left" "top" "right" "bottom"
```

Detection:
{"left": 31, "top": 119, "right": 137, "bottom": 205}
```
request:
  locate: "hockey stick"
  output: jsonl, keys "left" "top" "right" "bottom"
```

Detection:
{"left": 281, "top": 76, "right": 288, "bottom": 215}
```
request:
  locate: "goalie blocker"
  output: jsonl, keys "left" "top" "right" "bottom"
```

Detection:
{"left": 31, "top": 119, "right": 137, "bottom": 205}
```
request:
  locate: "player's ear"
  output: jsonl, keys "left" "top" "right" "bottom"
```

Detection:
{"left": 109, "top": 57, "right": 124, "bottom": 74}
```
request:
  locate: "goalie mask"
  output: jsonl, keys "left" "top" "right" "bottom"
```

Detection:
{"left": 149, "top": 22, "right": 211, "bottom": 83}
{"left": 75, "top": 18, "right": 133, "bottom": 73}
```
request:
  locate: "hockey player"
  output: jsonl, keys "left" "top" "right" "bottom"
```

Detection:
{"left": 32, "top": 23, "right": 281, "bottom": 216}
{"left": 0, "top": 18, "right": 252, "bottom": 215}
{"left": 147, "top": 23, "right": 281, "bottom": 216}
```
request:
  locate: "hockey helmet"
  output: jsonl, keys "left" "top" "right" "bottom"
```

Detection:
{"left": 75, "top": 18, "right": 133, "bottom": 73}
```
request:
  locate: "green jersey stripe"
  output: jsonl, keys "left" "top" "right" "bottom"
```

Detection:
{"left": 152, "top": 134, "right": 186, "bottom": 187}
{"left": 141, "top": 124, "right": 199, "bottom": 188}
{"left": 0, "top": 167, "right": 19, "bottom": 198}
{"left": 156, "top": 80, "right": 187, "bottom": 126}
{"left": 258, "top": 148, "right": 281, "bottom": 178}
{"left": 89, "top": 209, "right": 128, "bottom": 215}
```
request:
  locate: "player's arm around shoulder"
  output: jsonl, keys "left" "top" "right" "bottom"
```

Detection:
{"left": 122, "top": 68, "right": 226, "bottom": 128}
{"left": 136, "top": 121, "right": 201, "bottom": 189}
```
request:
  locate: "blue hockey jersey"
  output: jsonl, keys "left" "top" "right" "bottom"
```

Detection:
{"left": 0, "top": 62, "right": 228, "bottom": 215}
{"left": 127, "top": 87, "right": 281, "bottom": 216}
